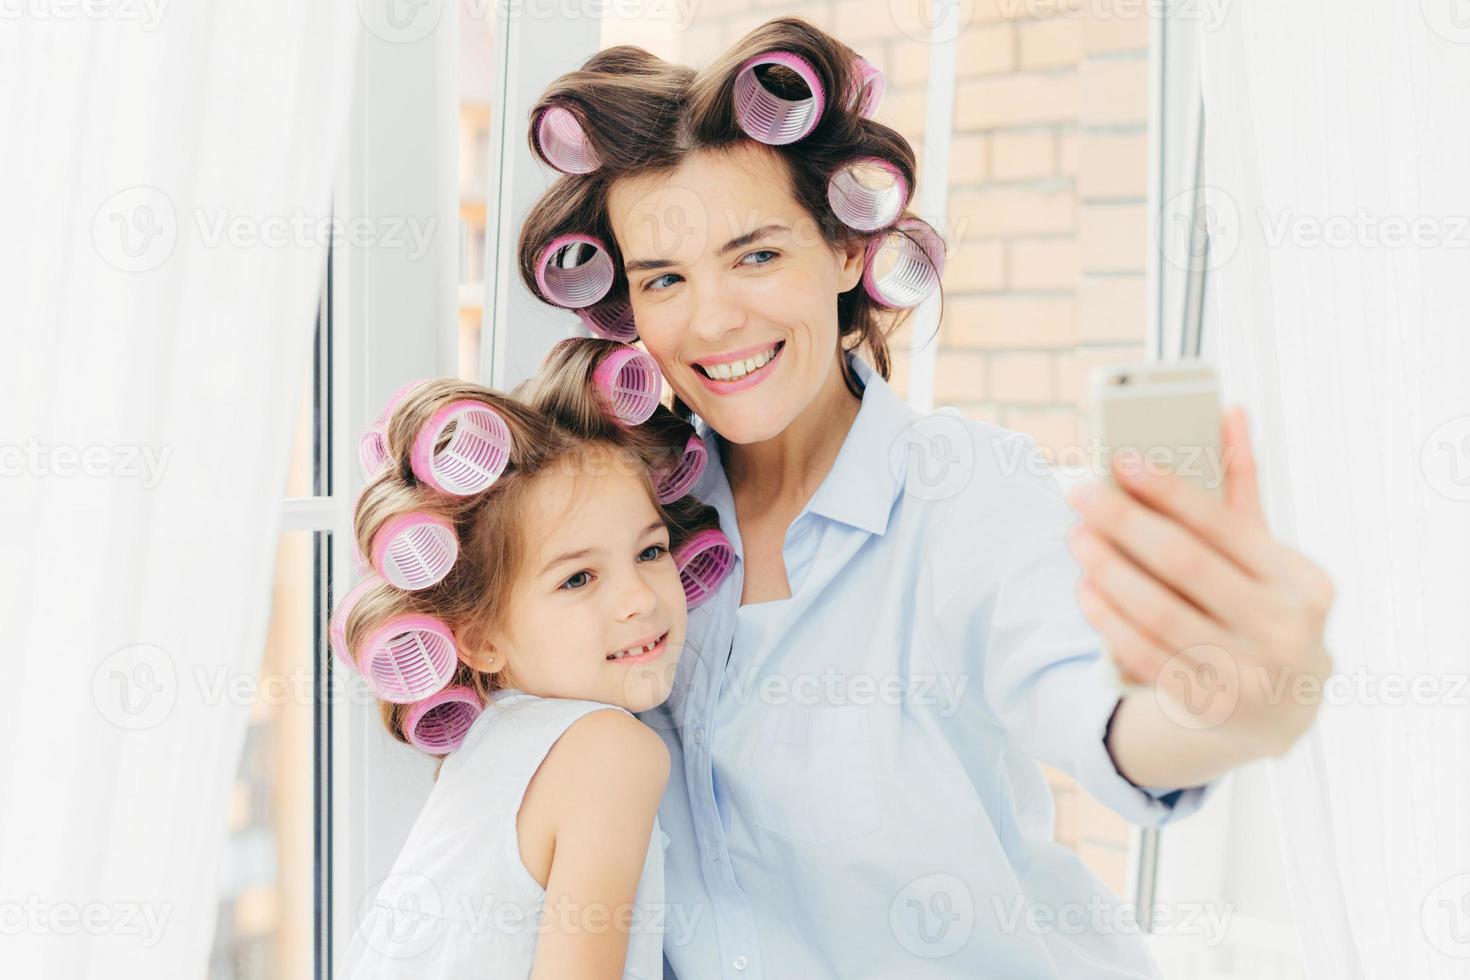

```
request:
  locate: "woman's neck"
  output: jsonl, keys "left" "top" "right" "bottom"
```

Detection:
{"left": 722, "top": 350, "right": 862, "bottom": 515}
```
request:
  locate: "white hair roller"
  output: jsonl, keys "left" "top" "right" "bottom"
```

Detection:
{"left": 533, "top": 104, "right": 601, "bottom": 175}
{"left": 370, "top": 511, "right": 460, "bottom": 591}
{"left": 592, "top": 345, "right": 661, "bottom": 427}
{"left": 827, "top": 157, "right": 909, "bottom": 232}
{"left": 732, "top": 51, "right": 826, "bottom": 146}
{"left": 862, "top": 217, "right": 946, "bottom": 308}
{"left": 409, "top": 399, "right": 512, "bottom": 496}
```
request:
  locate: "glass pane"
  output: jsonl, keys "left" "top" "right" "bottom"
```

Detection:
{"left": 208, "top": 530, "right": 321, "bottom": 980}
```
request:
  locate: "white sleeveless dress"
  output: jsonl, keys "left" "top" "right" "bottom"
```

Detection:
{"left": 338, "top": 689, "right": 670, "bottom": 979}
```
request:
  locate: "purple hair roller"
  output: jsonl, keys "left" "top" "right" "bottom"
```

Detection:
{"left": 329, "top": 576, "right": 382, "bottom": 670}
{"left": 357, "top": 613, "right": 459, "bottom": 704}
{"left": 732, "top": 51, "right": 826, "bottom": 146}
{"left": 849, "top": 55, "right": 885, "bottom": 118}
{"left": 576, "top": 298, "right": 639, "bottom": 344}
{"left": 593, "top": 346, "right": 661, "bottom": 426}
{"left": 675, "top": 528, "right": 735, "bottom": 609}
{"left": 533, "top": 105, "right": 601, "bottom": 175}
{"left": 655, "top": 433, "right": 708, "bottom": 504}
{"left": 404, "top": 685, "right": 484, "bottom": 754}
{"left": 827, "top": 158, "right": 909, "bottom": 232}
{"left": 536, "top": 234, "right": 616, "bottom": 309}
{"left": 410, "top": 399, "right": 512, "bottom": 496}
{"left": 862, "top": 217, "right": 946, "bottom": 308}
{"left": 371, "top": 512, "right": 460, "bottom": 591}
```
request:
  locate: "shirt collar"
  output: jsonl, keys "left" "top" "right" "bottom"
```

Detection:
{"left": 691, "top": 351, "right": 920, "bottom": 551}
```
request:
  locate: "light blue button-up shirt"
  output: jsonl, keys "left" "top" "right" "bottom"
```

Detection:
{"left": 636, "top": 352, "right": 1213, "bottom": 979}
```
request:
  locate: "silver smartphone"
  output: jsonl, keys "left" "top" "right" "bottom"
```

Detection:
{"left": 1085, "top": 360, "right": 1224, "bottom": 691}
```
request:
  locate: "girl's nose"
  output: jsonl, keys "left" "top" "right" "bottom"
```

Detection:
{"left": 616, "top": 569, "right": 660, "bottom": 621}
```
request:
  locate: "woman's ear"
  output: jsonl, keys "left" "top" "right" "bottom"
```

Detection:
{"left": 837, "top": 237, "right": 868, "bottom": 293}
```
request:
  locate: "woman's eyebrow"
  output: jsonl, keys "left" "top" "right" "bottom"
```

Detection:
{"left": 624, "top": 223, "right": 789, "bottom": 272}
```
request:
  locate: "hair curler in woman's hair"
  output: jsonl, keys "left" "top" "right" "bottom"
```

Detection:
{"left": 675, "top": 528, "right": 735, "bottom": 609}
{"left": 404, "top": 685, "right": 484, "bottom": 754}
{"left": 862, "top": 217, "right": 946, "bottom": 309}
{"left": 371, "top": 512, "right": 460, "bottom": 591}
{"left": 577, "top": 298, "right": 639, "bottom": 344}
{"left": 532, "top": 104, "right": 601, "bottom": 175}
{"left": 655, "top": 433, "right": 708, "bottom": 504}
{"left": 592, "top": 345, "right": 661, "bottom": 426}
{"left": 848, "top": 55, "right": 884, "bottom": 118}
{"left": 329, "top": 576, "right": 381, "bottom": 669}
{"left": 410, "top": 399, "right": 512, "bottom": 496}
{"left": 359, "top": 422, "right": 390, "bottom": 481}
{"left": 732, "top": 51, "right": 826, "bottom": 146}
{"left": 827, "top": 158, "right": 909, "bottom": 232}
{"left": 356, "top": 613, "right": 460, "bottom": 703}
{"left": 535, "top": 234, "right": 616, "bottom": 309}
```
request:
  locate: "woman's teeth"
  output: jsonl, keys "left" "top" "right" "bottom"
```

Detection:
{"left": 607, "top": 637, "right": 662, "bottom": 661}
{"left": 700, "top": 344, "right": 779, "bottom": 381}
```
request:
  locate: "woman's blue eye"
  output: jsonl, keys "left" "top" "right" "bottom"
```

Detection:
{"left": 560, "top": 571, "right": 591, "bottom": 591}
{"left": 639, "top": 544, "right": 668, "bottom": 562}
{"left": 741, "top": 249, "right": 777, "bottom": 266}
{"left": 645, "top": 273, "right": 680, "bottom": 292}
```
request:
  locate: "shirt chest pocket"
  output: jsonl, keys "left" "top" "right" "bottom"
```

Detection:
{"left": 752, "top": 704, "right": 883, "bottom": 847}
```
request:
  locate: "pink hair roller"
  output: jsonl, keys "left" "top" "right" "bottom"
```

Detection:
{"left": 371, "top": 512, "right": 460, "bottom": 591}
{"left": 675, "top": 528, "right": 735, "bottom": 609}
{"left": 862, "top": 217, "right": 946, "bottom": 309}
{"left": 536, "top": 234, "right": 616, "bottom": 309}
{"left": 404, "top": 685, "right": 484, "bottom": 754}
{"left": 849, "top": 55, "right": 885, "bottom": 118}
{"left": 576, "top": 298, "right": 638, "bottom": 344}
{"left": 410, "top": 399, "right": 512, "bottom": 496}
{"left": 359, "top": 422, "right": 390, "bottom": 481}
{"left": 827, "top": 158, "right": 909, "bottom": 233}
{"left": 357, "top": 613, "right": 459, "bottom": 704}
{"left": 655, "top": 433, "right": 708, "bottom": 504}
{"left": 377, "top": 378, "right": 428, "bottom": 424}
{"left": 329, "top": 576, "right": 382, "bottom": 670}
{"left": 533, "top": 105, "right": 601, "bottom": 175}
{"left": 732, "top": 51, "right": 826, "bottom": 146}
{"left": 593, "top": 346, "right": 661, "bottom": 426}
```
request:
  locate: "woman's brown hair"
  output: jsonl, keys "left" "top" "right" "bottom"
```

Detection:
{"left": 335, "top": 338, "right": 719, "bottom": 756}
{"left": 516, "top": 16, "right": 942, "bottom": 417}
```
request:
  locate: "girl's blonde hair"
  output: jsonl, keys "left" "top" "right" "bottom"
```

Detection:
{"left": 516, "top": 16, "right": 941, "bottom": 417}
{"left": 336, "top": 338, "right": 719, "bottom": 753}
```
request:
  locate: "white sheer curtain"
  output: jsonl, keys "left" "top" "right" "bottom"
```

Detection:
{"left": 0, "top": 4, "right": 357, "bottom": 978}
{"left": 1199, "top": 3, "right": 1470, "bottom": 977}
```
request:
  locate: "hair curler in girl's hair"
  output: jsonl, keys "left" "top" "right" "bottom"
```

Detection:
{"left": 329, "top": 576, "right": 382, "bottom": 669}
{"left": 371, "top": 512, "right": 460, "bottom": 591}
{"left": 535, "top": 234, "right": 616, "bottom": 309}
{"left": 655, "top": 433, "right": 708, "bottom": 504}
{"left": 532, "top": 104, "right": 601, "bottom": 175}
{"left": 404, "top": 685, "right": 484, "bottom": 754}
{"left": 675, "top": 528, "right": 735, "bottom": 609}
{"left": 576, "top": 298, "right": 639, "bottom": 344}
{"left": 592, "top": 345, "right": 661, "bottom": 426}
{"left": 357, "top": 613, "right": 460, "bottom": 703}
{"left": 410, "top": 399, "right": 513, "bottom": 496}
{"left": 862, "top": 217, "right": 946, "bottom": 309}
{"left": 827, "top": 158, "right": 909, "bottom": 233}
{"left": 848, "top": 55, "right": 884, "bottom": 118}
{"left": 732, "top": 51, "right": 826, "bottom": 145}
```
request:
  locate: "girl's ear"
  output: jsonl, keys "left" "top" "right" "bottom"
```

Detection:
{"left": 461, "top": 637, "right": 507, "bottom": 676}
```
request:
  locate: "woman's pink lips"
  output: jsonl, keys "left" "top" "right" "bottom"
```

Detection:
{"left": 692, "top": 342, "right": 783, "bottom": 396}
{"left": 607, "top": 633, "right": 667, "bottom": 666}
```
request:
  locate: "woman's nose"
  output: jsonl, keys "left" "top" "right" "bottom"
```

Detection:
{"left": 687, "top": 273, "right": 746, "bottom": 344}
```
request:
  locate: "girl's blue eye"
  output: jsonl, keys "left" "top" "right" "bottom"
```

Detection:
{"left": 741, "top": 249, "right": 777, "bottom": 266}
{"left": 639, "top": 544, "right": 668, "bottom": 562}
{"left": 560, "top": 571, "right": 591, "bottom": 591}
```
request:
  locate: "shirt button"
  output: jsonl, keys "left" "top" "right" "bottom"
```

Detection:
{"left": 733, "top": 955, "right": 748, "bottom": 970}
{"left": 693, "top": 728, "right": 705, "bottom": 745}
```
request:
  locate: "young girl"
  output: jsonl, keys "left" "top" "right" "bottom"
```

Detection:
{"left": 331, "top": 338, "right": 731, "bottom": 979}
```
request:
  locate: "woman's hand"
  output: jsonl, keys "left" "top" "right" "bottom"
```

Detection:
{"left": 1063, "top": 405, "right": 1336, "bottom": 765}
